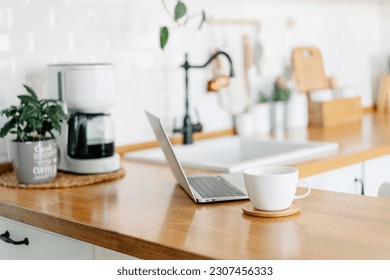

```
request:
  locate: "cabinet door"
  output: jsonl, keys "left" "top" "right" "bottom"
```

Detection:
{"left": 363, "top": 154, "right": 390, "bottom": 197}
{"left": 302, "top": 163, "right": 363, "bottom": 194}
{"left": 0, "top": 217, "right": 94, "bottom": 260}
{"left": 0, "top": 218, "right": 8, "bottom": 259}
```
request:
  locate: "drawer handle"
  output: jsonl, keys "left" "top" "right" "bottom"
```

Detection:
{"left": 0, "top": 231, "right": 29, "bottom": 246}
{"left": 354, "top": 178, "right": 365, "bottom": 195}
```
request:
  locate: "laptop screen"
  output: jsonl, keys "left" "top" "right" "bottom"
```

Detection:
{"left": 145, "top": 111, "right": 197, "bottom": 202}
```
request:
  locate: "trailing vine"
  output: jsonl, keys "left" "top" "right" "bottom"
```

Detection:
{"left": 159, "top": 0, "right": 206, "bottom": 50}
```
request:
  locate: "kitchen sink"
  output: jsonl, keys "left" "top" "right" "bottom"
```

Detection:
{"left": 125, "top": 136, "right": 339, "bottom": 173}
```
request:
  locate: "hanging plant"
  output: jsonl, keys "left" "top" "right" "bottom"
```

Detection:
{"left": 159, "top": 0, "right": 206, "bottom": 50}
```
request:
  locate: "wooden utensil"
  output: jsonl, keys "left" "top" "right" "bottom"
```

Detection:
{"left": 292, "top": 47, "right": 330, "bottom": 93}
{"left": 242, "top": 34, "right": 252, "bottom": 97}
{"left": 377, "top": 75, "right": 390, "bottom": 113}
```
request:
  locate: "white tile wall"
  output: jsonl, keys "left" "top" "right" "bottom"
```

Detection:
{"left": 381, "top": 3, "right": 390, "bottom": 70}
{"left": 0, "top": 0, "right": 388, "bottom": 162}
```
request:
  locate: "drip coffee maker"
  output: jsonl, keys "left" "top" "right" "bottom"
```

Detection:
{"left": 48, "top": 63, "right": 120, "bottom": 174}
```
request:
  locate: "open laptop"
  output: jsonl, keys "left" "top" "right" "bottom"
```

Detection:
{"left": 145, "top": 111, "right": 248, "bottom": 203}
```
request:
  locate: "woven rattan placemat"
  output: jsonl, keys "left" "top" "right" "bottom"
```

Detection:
{"left": 0, "top": 168, "right": 125, "bottom": 189}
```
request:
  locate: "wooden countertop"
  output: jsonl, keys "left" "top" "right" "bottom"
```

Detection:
{"left": 1, "top": 112, "right": 390, "bottom": 259}
{"left": 293, "top": 112, "right": 390, "bottom": 177}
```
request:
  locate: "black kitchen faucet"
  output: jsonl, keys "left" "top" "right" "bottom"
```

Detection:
{"left": 174, "top": 51, "right": 235, "bottom": 145}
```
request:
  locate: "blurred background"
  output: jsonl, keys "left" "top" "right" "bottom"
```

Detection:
{"left": 0, "top": 0, "right": 389, "bottom": 161}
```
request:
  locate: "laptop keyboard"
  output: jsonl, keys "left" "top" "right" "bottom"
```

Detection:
{"left": 187, "top": 176, "right": 246, "bottom": 199}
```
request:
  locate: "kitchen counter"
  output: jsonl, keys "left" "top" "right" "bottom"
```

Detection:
{"left": 1, "top": 112, "right": 390, "bottom": 259}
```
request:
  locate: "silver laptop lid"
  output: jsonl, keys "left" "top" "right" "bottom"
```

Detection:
{"left": 145, "top": 111, "right": 197, "bottom": 202}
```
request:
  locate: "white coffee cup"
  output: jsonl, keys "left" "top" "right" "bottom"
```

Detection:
{"left": 243, "top": 165, "right": 311, "bottom": 211}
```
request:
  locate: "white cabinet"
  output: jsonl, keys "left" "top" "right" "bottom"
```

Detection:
{"left": 302, "top": 163, "right": 363, "bottom": 195}
{"left": 302, "top": 154, "right": 390, "bottom": 197}
{"left": 0, "top": 217, "right": 140, "bottom": 260}
{"left": 0, "top": 217, "right": 94, "bottom": 260}
{"left": 363, "top": 154, "right": 390, "bottom": 197}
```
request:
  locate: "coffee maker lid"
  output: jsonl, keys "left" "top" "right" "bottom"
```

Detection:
{"left": 47, "top": 63, "right": 116, "bottom": 113}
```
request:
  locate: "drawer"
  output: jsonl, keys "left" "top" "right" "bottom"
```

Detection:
{"left": 0, "top": 217, "right": 94, "bottom": 260}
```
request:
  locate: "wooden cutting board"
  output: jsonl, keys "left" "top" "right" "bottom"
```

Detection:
{"left": 377, "top": 75, "right": 390, "bottom": 113}
{"left": 292, "top": 46, "right": 362, "bottom": 127}
{"left": 292, "top": 47, "right": 331, "bottom": 93}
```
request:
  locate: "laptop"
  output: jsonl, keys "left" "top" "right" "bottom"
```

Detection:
{"left": 145, "top": 111, "right": 248, "bottom": 203}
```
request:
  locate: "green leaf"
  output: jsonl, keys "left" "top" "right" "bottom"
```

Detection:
{"left": 174, "top": 1, "right": 187, "bottom": 21}
{"left": 198, "top": 10, "right": 206, "bottom": 29}
{"left": 0, "top": 119, "right": 16, "bottom": 138}
{"left": 1, "top": 106, "right": 17, "bottom": 118}
{"left": 18, "top": 95, "right": 39, "bottom": 106}
{"left": 17, "top": 95, "right": 31, "bottom": 104}
{"left": 160, "top": 26, "right": 169, "bottom": 50}
{"left": 19, "top": 104, "right": 41, "bottom": 121}
{"left": 23, "top": 84, "right": 38, "bottom": 100}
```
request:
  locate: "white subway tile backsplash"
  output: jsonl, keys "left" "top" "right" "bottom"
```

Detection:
{"left": 0, "top": 0, "right": 28, "bottom": 7}
{"left": 91, "top": 8, "right": 129, "bottom": 30}
{"left": 8, "top": 6, "right": 54, "bottom": 30}
{"left": 0, "top": 80, "right": 42, "bottom": 161}
{"left": 0, "top": 31, "right": 31, "bottom": 53}
{"left": 30, "top": 31, "right": 71, "bottom": 53}
{"left": 0, "top": 80, "right": 24, "bottom": 106}
{"left": 71, "top": 31, "right": 109, "bottom": 53}
{"left": 0, "top": 7, "right": 12, "bottom": 29}
{"left": 0, "top": 9, "right": 5, "bottom": 28}
{"left": 0, "top": 56, "right": 15, "bottom": 78}
{"left": 25, "top": 0, "right": 69, "bottom": 8}
{"left": 65, "top": 0, "right": 109, "bottom": 8}
{"left": 12, "top": 54, "right": 56, "bottom": 97}
{"left": 113, "top": 117, "right": 153, "bottom": 146}
{"left": 51, "top": 8, "right": 92, "bottom": 31}
{"left": 0, "top": 34, "right": 10, "bottom": 52}
{"left": 107, "top": 31, "right": 140, "bottom": 53}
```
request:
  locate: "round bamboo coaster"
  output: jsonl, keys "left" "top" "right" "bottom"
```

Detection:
{"left": 242, "top": 202, "right": 300, "bottom": 218}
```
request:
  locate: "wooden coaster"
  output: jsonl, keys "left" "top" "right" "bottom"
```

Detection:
{"left": 242, "top": 202, "right": 300, "bottom": 218}
{"left": 0, "top": 168, "right": 125, "bottom": 189}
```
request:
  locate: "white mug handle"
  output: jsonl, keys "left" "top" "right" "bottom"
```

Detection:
{"left": 294, "top": 181, "right": 311, "bottom": 200}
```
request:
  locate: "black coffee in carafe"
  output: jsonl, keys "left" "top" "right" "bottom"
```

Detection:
{"left": 68, "top": 113, "right": 115, "bottom": 159}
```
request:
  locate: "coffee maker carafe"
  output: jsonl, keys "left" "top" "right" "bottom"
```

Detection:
{"left": 48, "top": 63, "right": 120, "bottom": 174}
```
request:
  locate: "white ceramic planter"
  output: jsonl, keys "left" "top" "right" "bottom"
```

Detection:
{"left": 286, "top": 93, "right": 308, "bottom": 130}
{"left": 250, "top": 103, "right": 270, "bottom": 135}
{"left": 11, "top": 139, "right": 57, "bottom": 184}
{"left": 271, "top": 101, "right": 287, "bottom": 133}
{"left": 235, "top": 112, "right": 254, "bottom": 137}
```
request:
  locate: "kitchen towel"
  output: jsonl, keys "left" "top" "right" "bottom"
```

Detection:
{"left": 218, "top": 36, "right": 251, "bottom": 115}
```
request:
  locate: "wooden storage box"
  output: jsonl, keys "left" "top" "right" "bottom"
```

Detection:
{"left": 308, "top": 96, "right": 362, "bottom": 127}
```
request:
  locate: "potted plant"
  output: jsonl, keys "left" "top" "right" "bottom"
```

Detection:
{"left": 0, "top": 84, "right": 67, "bottom": 184}
{"left": 270, "top": 76, "right": 291, "bottom": 134}
{"left": 251, "top": 92, "right": 271, "bottom": 135}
